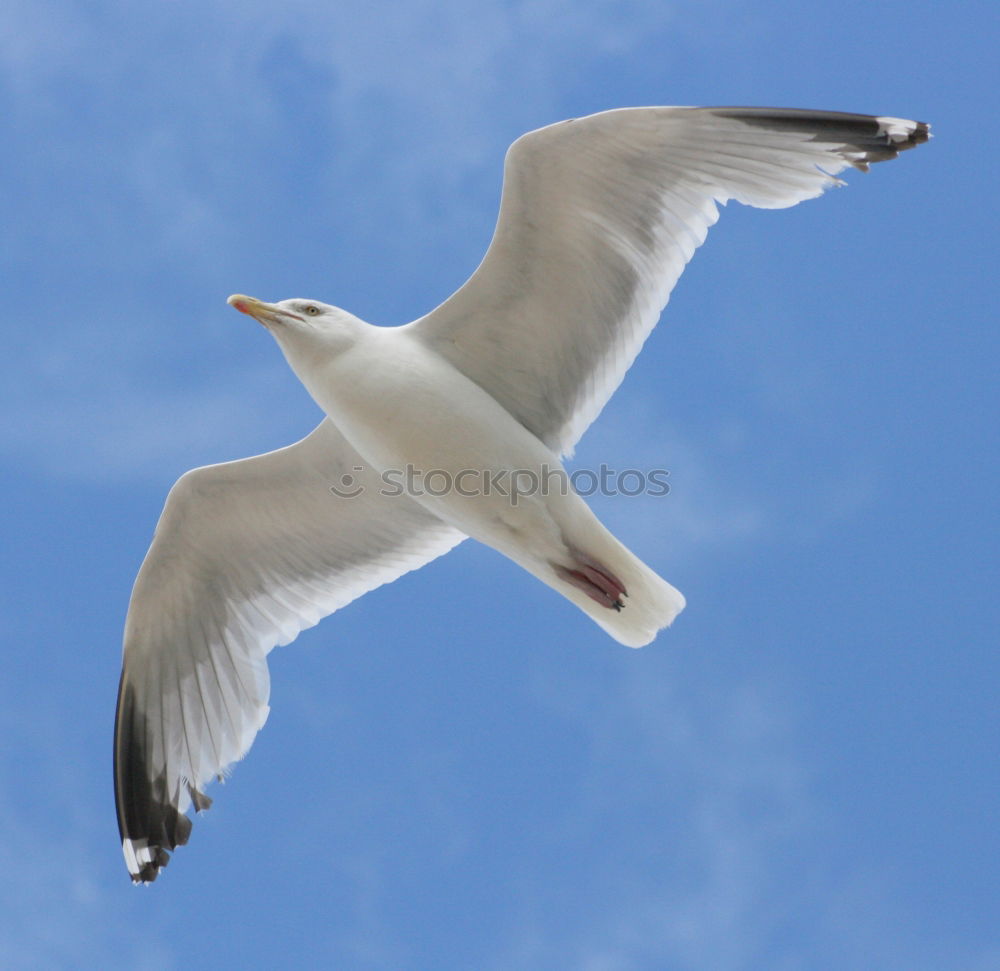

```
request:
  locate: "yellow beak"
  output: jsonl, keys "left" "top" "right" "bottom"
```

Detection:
{"left": 227, "top": 294, "right": 298, "bottom": 327}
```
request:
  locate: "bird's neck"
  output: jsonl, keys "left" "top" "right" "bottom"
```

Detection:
{"left": 273, "top": 313, "right": 373, "bottom": 395}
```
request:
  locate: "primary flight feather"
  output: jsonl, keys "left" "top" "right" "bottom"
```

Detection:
{"left": 114, "top": 105, "right": 930, "bottom": 882}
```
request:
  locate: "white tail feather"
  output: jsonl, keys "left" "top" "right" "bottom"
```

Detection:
{"left": 514, "top": 512, "right": 685, "bottom": 647}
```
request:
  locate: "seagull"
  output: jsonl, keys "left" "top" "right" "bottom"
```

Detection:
{"left": 114, "top": 106, "right": 930, "bottom": 882}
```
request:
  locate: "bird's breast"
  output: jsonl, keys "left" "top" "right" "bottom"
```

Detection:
{"left": 305, "top": 328, "right": 555, "bottom": 479}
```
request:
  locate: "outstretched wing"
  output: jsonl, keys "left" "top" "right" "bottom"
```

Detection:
{"left": 413, "top": 106, "right": 929, "bottom": 455}
{"left": 114, "top": 420, "right": 464, "bottom": 882}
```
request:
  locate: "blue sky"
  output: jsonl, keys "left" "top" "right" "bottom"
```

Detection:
{"left": 2, "top": 0, "right": 997, "bottom": 968}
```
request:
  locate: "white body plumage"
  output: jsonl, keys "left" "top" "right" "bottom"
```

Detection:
{"left": 274, "top": 313, "right": 685, "bottom": 647}
{"left": 113, "top": 105, "right": 930, "bottom": 882}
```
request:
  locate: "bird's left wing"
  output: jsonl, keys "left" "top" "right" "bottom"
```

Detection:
{"left": 411, "top": 106, "right": 929, "bottom": 456}
{"left": 114, "top": 419, "right": 464, "bottom": 882}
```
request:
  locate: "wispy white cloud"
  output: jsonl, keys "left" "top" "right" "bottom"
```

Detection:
{"left": 485, "top": 656, "right": 994, "bottom": 971}
{"left": 3, "top": 5, "right": 976, "bottom": 968}
{"left": 1, "top": 0, "right": 696, "bottom": 484}
{"left": 1, "top": 310, "right": 322, "bottom": 482}
{"left": 492, "top": 667, "right": 814, "bottom": 970}
{"left": 572, "top": 395, "right": 768, "bottom": 571}
{"left": 0, "top": 683, "right": 176, "bottom": 969}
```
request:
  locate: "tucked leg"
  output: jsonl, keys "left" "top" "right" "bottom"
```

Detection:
{"left": 554, "top": 559, "right": 628, "bottom": 611}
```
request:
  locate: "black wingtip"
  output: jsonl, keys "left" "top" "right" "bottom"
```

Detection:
{"left": 114, "top": 670, "right": 206, "bottom": 883}
{"left": 909, "top": 120, "right": 932, "bottom": 145}
{"left": 709, "top": 107, "right": 932, "bottom": 169}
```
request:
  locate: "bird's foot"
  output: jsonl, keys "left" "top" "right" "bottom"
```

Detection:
{"left": 554, "top": 558, "right": 628, "bottom": 610}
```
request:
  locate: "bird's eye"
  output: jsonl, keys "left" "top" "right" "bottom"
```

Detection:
{"left": 303, "top": 305, "right": 320, "bottom": 316}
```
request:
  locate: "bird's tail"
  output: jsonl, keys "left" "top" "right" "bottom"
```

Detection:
{"left": 518, "top": 510, "right": 685, "bottom": 647}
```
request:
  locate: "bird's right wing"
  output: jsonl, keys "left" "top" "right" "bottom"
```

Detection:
{"left": 114, "top": 419, "right": 464, "bottom": 882}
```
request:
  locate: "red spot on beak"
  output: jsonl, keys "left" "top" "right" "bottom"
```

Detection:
{"left": 227, "top": 295, "right": 270, "bottom": 327}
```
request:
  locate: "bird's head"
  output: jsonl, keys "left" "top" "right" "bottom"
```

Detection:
{"left": 228, "top": 294, "right": 340, "bottom": 330}
{"left": 227, "top": 294, "right": 363, "bottom": 359}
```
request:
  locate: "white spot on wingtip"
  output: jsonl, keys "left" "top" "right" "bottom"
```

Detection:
{"left": 122, "top": 837, "right": 158, "bottom": 877}
{"left": 874, "top": 116, "right": 930, "bottom": 143}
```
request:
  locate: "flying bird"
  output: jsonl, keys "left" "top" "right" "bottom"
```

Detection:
{"left": 114, "top": 106, "right": 930, "bottom": 882}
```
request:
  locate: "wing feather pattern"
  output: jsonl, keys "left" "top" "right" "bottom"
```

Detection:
{"left": 414, "top": 106, "right": 929, "bottom": 455}
{"left": 114, "top": 420, "right": 464, "bottom": 882}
